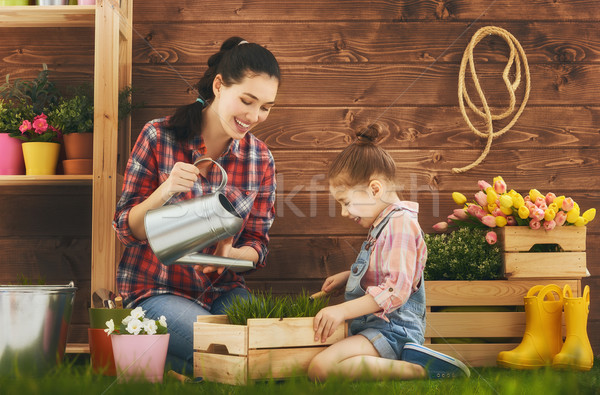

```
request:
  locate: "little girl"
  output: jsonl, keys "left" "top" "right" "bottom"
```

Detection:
{"left": 308, "top": 124, "right": 470, "bottom": 381}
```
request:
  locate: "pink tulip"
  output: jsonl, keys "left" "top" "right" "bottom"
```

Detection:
{"left": 529, "top": 219, "right": 541, "bottom": 230}
{"left": 562, "top": 197, "right": 574, "bottom": 212}
{"left": 478, "top": 180, "right": 492, "bottom": 191}
{"left": 531, "top": 208, "right": 545, "bottom": 221}
{"left": 467, "top": 204, "right": 486, "bottom": 219}
{"left": 481, "top": 215, "right": 497, "bottom": 227}
{"left": 544, "top": 220, "right": 556, "bottom": 231}
{"left": 447, "top": 214, "right": 459, "bottom": 222}
{"left": 453, "top": 209, "right": 468, "bottom": 220}
{"left": 474, "top": 191, "right": 488, "bottom": 207}
{"left": 534, "top": 196, "right": 546, "bottom": 208}
{"left": 432, "top": 222, "right": 448, "bottom": 232}
{"left": 554, "top": 210, "right": 567, "bottom": 226}
{"left": 494, "top": 179, "right": 507, "bottom": 194}
{"left": 492, "top": 208, "right": 506, "bottom": 218}
{"left": 506, "top": 215, "right": 517, "bottom": 226}
{"left": 524, "top": 195, "right": 531, "bottom": 202}
{"left": 545, "top": 192, "right": 556, "bottom": 205}
{"left": 485, "top": 231, "right": 497, "bottom": 245}
{"left": 525, "top": 201, "right": 536, "bottom": 212}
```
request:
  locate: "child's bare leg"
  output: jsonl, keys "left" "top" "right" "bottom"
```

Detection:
{"left": 307, "top": 335, "right": 426, "bottom": 381}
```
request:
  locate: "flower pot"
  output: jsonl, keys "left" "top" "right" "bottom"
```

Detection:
{"left": 63, "top": 132, "right": 93, "bottom": 160}
{"left": 88, "top": 328, "right": 116, "bottom": 376}
{"left": 0, "top": 0, "right": 30, "bottom": 5}
{"left": 111, "top": 334, "right": 170, "bottom": 383}
{"left": 77, "top": 0, "right": 95, "bottom": 4}
{"left": 22, "top": 142, "right": 60, "bottom": 175}
{"left": 88, "top": 307, "right": 133, "bottom": 329}
{"left": 0, "top": 133, "right": 25, "bottom": 175}
{"left": 62, "top": 159, "right": 93, "bottom": 175}
{"left": 36, "top": 0, "right": 68, "bottom": 4}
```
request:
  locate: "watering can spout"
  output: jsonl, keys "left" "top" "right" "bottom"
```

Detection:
{"left": 144, "top": 159, "right": 256, "bottom": 272}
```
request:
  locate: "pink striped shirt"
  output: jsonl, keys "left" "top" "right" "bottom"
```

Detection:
{"left": 363, "top": 201, "right": 427, "bottom": 320}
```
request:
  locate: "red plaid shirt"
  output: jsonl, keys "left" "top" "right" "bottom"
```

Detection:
{"left": 113, "top": 117, "right": 276, "bottom": 309}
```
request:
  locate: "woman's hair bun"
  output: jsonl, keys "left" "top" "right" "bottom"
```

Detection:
{"left": 355, "top": 123, "right": 382, "bottom": 145}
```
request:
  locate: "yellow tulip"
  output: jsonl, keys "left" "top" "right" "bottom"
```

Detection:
{"left": 574, "top": 216, "right": 586, "bottom": 227}
{"left": 500, "top": 206, "right": 513, "bottom": 215}
{"left": 499, "top": 195, "right": 513, "bottom": 209}
{"left": 512, "top": 194, "right": 525, "bottom": 209}
{"left": 566, "top": 207, "right": 580, "bottom": 224}
{"left": 529, "top": 189, "right": 543, "bottom": 202}
{"left": 495, "top": 216, "right": 507, "bottom": 227}
{"left": 582, "top": 208, "right": 596, "bottom": 222}
{"left": 553, "top": 196, "right": 565, "bottom": 209}
{"left": 507, "top": 189, "right": 518, "bottom": 198}
{"left": 488, "top": 203, "right": 498, "bottom": 213}
{"left": 452, "top": 192, "right": 467, "bottom": 206}
{"left": 486, "top": 187, "right": 498, "bottom": 204}
{"left": 544, "top": 208, "right": 556, "bottom": 221}
{"left": 518, "top": 206, "right": 530, "bottom": 219}
{"left": 548, "top": 203, "right": 559, "bottom": 213}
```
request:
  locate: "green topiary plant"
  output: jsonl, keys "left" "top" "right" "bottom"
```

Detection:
{"left": 0, "top": 99, "right": 35, "bottom": 133}
{"left": 424, "top": 227, "right": 502, "bottom": 281}
{"left": 223, "top": 290, "right": 330, "bottom": 325}
{"left": 50, "top": 94, "right": 94, "bottom": 134}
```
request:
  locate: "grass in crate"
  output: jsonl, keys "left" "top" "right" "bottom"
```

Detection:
{"left": 223, "top": 290, "right": 330, "bottom": 325}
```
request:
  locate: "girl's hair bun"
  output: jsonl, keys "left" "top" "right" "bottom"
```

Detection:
{"left": 355, "top": 123, "right": 382, "bottom": 145}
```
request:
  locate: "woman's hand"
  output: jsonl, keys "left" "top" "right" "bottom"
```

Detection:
{"left": 160, "top": 161, "right": 200, "bottom": 202}
{"left": 194, "top": 237, "right": 233, "bottom": 275}
{"left": 321, "top": 271, "right": 351, "bottom": 296}
{"left": 314, "top": 305, "right": 346, "bottom": 343}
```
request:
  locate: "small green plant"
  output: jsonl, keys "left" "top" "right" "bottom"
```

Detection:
{"left": 224, "top": 290, "right": 330, "bottom": 325}
{"left": 424, "top": 227, "right": 502, "bottom": 281}
{"left": 0, "top": 64, "right": 61, "bottom": 115}
{"left": 50, "top": 94, "right": 94, "bottom": 134}
{"left": 0, "top": 99, "right": 35, "bottom": 133}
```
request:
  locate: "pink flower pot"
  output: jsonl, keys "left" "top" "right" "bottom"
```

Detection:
{"left": 110, "top": 334, "right": 169, "bottom": 383}
{"left": 78, "top": 0, "right": 95, "bottom": 4}
{"left": 0, "top": 133, "right": 25, "bottom": 175}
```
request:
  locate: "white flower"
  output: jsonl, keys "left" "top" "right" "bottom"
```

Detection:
{"left": 143, "top": 319, "right": 158, "bottom": 335}
{"left": 126, "top": 318, "right": 143, "bottom": 335}
{"left": 158, "top": 315, "right": 167, "bottom": 328}
{"left": 122, "top": 315, "right": 133, "bottom": 325}
{"left": 130, "top": 306, "right": 145, "bottom": 320}
{"left": 104, "top": 319, "right": 114, "bottom": 335}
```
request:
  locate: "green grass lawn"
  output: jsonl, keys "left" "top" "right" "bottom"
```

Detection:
{"left": 1, "top": 356, "right": 599, "bottom": 395}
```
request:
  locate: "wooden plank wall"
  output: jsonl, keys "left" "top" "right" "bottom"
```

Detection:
{"left": 1, "top": 1, "right": 599, "bottom": 353}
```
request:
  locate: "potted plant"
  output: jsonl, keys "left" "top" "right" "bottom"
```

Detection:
{"left": 195, "top": 291, "right": 346, "bottom": 385}
{"left": 50, "top": 92, "right": 94, "bottom": 174}
{"left": 0, "top": 99, "right": 34, "bottom": 175}
{"left": 10, "top": 113, "right": 61, "bottom": 175}
{"left": 105, "top": 306, "right": 169, "bottom": 383}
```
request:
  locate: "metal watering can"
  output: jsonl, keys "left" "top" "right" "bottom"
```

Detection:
{"left": 144, "top": 159, "right": 255, "bottom": 272}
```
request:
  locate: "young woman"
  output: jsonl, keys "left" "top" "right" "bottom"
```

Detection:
{"left": 308, "top": 124, "right": 470, "bottom": 381}
{"left": 113, "top": 37, "right": 280, "bottom": 373}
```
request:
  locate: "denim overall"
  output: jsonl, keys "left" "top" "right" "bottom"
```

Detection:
{"left": 345, "top": 207, "right": 426, "bottom": 360}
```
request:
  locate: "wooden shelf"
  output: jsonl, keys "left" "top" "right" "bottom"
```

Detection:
{"left": 66, "top": 342, "right": 90, "bottom": 354}
{"left": 0, "top": 5, "right": 95, "bottom": 27}
{"left": 0, "top": 175, "right": 93, "bottom": 186}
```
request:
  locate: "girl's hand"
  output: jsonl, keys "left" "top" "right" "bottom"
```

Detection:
{"left": 314, "top": 305, "right": 346, "bottom": 343}
{"left": 194, "top": 237, "right": 233, "bottom": 275}
{"left": 321, "top": 271, "right": 351, "bottom": 295}
{"left": 160, "top": 161, "right": 200, "bottom": 202}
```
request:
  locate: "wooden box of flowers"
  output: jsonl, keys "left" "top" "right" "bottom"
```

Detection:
{"left": 425, "top": 177, "right": 594, "bottom": 367}
{"left": 193, "top": 292, "right": 346, "bottom": 385}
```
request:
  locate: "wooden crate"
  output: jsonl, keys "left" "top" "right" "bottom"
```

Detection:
{"left": 425, "top": 279, "right": 580, "bottom": 367}
{"left": 499, "top": 227, "right": 587, "bottom": 280}
{"left": 193, "top": 315, "right": 347, "bottom": 385}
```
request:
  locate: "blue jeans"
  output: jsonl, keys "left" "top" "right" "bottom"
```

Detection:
{"left": 137, "top": 287, "right": 249, "bottom": 374}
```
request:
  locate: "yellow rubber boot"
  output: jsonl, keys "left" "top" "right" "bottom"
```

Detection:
{"left": 497, "top": 284, "right": 564, "bottom": 369}
{"left": 552, "top": 285, "right": 594, "bottom": 371}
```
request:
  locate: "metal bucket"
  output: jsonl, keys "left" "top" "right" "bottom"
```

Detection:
{"left": 145, "top": 158, "right": 250, "bottom": 267}
{"left": 0, "top": 282, "right": 77, "bottom": 376}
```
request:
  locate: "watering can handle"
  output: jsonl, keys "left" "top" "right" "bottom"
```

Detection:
{"left": 163, "top": 158, "right": 228, "bottom": 206}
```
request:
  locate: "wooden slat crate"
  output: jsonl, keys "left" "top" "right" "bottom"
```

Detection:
{"left": 425, "top": 279, "right": 580, "bottom": 367}
{"left": 193, "top": 315, "right": 347, "bottom": 385}
{"left": 499, "top": 227, "right": 587, "bottom": 280}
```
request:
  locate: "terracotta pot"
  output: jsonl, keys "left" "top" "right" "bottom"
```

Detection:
{"left": 63, "top": 133, "right": 93, "bottom": 160}
{"left": 88, "top": 328, "right": 116, "bottom": 376}
{"left": 111, "top": 334, "right": 170, "bottom": 383}
{"left": 62, "top": 159, "right": 93, "bottom": 175}
{"left": 22, "top": 142, "right": 60, "bottom": 175}
{"left": 0, "top": 133, "right": 25, "bottom": 175}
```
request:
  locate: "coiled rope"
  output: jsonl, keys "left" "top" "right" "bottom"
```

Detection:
{"left": 453, "top": 26, "right": 531, "bottom": 174}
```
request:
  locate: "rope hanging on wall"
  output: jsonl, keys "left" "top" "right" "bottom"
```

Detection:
{"left": 452, "top": 26, "right": 531, "bottom": 174}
